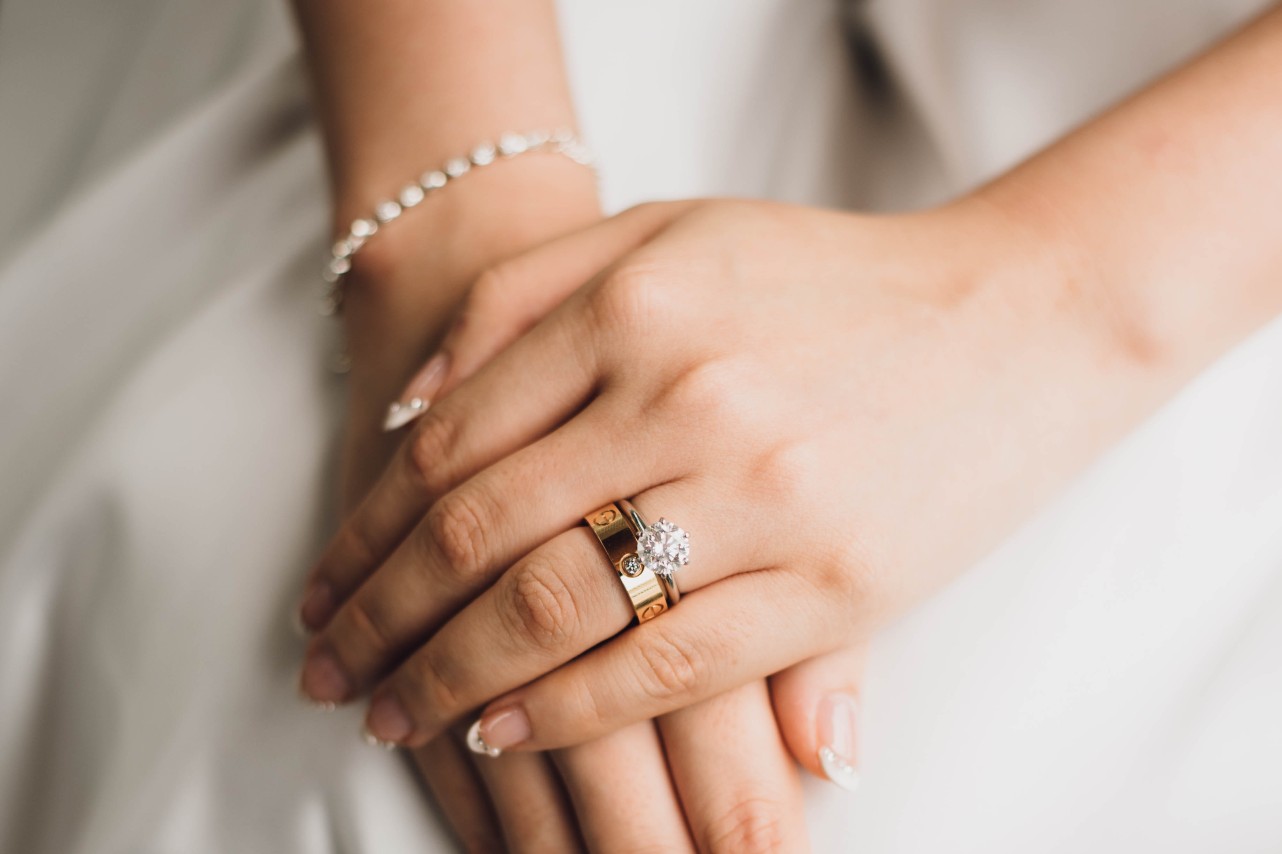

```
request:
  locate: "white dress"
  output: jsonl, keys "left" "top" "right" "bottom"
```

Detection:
{"left": 2, "top": 0, "right": 1279, "bottom": 851}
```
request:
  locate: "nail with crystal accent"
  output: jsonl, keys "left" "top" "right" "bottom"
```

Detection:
{"left": 363, "top": 727, "right": 398, "bottom": 751}
{"left": 466, "top": 719, "right": 501, "bottom": 757}
{"left": 382, "top": 397, "right": 427, "bottom": 432}
{"left": 382, "top": 352, "right": 450, "bottom": 432}
{"left": 817, "top": 692, "right": 860, "bottom": 792}
{"left": 470, "top": 705, "right": 530, "bottom": 756}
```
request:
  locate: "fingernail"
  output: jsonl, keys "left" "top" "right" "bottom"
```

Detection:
{"left": 817, "top": 692, "right": 860, "bottom": 792}
{"left": 382, "top": 352, "right": 450, "bottom": 433}
{"left": 298, "top": 580, "right": 335, "bottom": 632}
{"left": 365, "top": 692, "right": 414, "bottom": 744}
{"left": 382, "top": 397, "right": 428, "bottom": 432}
{"left": 362, "top": 726, "right": 398, "bottom": 751}
{"left": 469, "top": 705, "right": 530, "bottom": 757}
{"left": 297, "top": 685, "right": 336, "bottom": 712}
{"left": 299, "top": 648, "right": 352, "bottom": 704}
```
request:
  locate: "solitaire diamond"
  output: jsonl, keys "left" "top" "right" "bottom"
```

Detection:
{"left": 637, "top": 518, "right": 689, "bottom": 579}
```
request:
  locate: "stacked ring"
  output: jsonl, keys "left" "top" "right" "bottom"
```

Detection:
{"left": 618, "top": 500, "right": 682, "bottom": 606}
{"left": 584, "top": 503, "right": 669, "bottom": 623}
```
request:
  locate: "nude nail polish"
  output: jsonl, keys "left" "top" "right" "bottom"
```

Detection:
{"left": 299, "top": 649, "right": 352, "bottom": 704}
{"left": 817, "top": 692, "right": 860, "bottom": 792}
{"left": 382, "top": 352, "right": 450, "bottom": 432}
{"left": 365, "top": 692, "right": 414, "bottom": 744}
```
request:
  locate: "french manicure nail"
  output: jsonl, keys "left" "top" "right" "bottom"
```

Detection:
{"left": 382, "top": 352, "right": 451, "bottom": 432}
{"left": 382, "top": 397, "right": 428, "bottom": 432}
{"left": 817, "top": 692, "right": 860, "bottom": 792}
{"left": 466, "top": 719, "right": 501, "bottom": 757}
{"left": 299, "top": 649, "right": 352, "bottom": 704}
{"left": 298, "top": 580, "right": 335, "bottom": 632}
{"left": 362, "top": 726, "right": 398, "bottom": 751}
{"left": 365, "top": 692, "right": 414, "bottom": 744}
{"left": 469, "top": 705, "right": 530, "bottom": 757}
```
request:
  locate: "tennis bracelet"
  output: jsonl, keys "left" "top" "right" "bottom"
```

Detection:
{"left": 320, "top": 128, "right": 595, "bottom": 316}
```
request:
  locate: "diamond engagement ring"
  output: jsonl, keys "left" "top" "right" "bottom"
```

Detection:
{"left": 618, "top": 500, "right": 687, "bottom": 606}
{"left": 584, "top": 503, "right": 670, "bottom": 623}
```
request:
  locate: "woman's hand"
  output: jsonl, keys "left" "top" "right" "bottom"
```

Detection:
{"left": 328, "top": 206, "right": 869, "bottom": 849}
{"left": 298, "top": 193, "right": 1142, "bottom": 754}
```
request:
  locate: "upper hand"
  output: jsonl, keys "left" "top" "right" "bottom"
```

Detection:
{"left": 301, "top": 195, "right": 1107, "bottom": 752}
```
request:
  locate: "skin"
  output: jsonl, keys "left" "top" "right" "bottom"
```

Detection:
{"left": 296, "top": 0, "right": 1282, "bottom": 767}
{"left": 289, "top": 1, "right": 857, "bottom": 850}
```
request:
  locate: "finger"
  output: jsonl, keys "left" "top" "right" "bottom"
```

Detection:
{"left": 307, "top": 392, "right": 677, "bottom": 699}
{"left": 659, "top": 682, "right": 808, "bottom": 854}
{"left": 357, "top": 479, "right": 767, "bottom": 744}
{"left": 769, "top": 643, "right": 867, "bottom": 793}
{"left": 408, "top": 735, "right": 504, "bottom": 853}
{"left": 466, "top": 735, "right": 584, "bottom": 853}
{"left": 298, "top": 283, "right": 600, "bottom": 634}
{"left": 467, "top": 568, "right": 854, "bottom": 752}
{"left": 386, "top": 200, "right": 692, "bottom": 430}
{"left": 552, "top": 722, "right": 695, "bottom": 853}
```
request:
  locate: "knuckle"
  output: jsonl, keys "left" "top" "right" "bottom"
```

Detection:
{"left": 409, "top": 644, "right": 465, "bottom": 721}
{"left": 655, "top": 359, "right": 750, "bottom": 431}
{"left": 749, "top": 439, "right": 818, "bottom": 509}
{"left": 334, "top": 518, "right": 382, "bottom": 580}
{"left": 635, "top": 633, "right": 706, "bottom": 702}
{"left": 504, "top": 556, "right": 580, "bottom": 651}
{"left": 425, "top": 490, "right": 492, "bottom": 584}
{"left": 340, "top": 595, "right": 398, "bottom": 664}
{"left": 587, "top": 265, "right": 667, "bottom": 342}
{"left": 408, "top": 413, "right": 457, "bottom": 496}
{"left": 467, "top": 266, "right": 511, "bottom": 317}
{"left": 704, "top": 796, "right": 787, "bottom": 854}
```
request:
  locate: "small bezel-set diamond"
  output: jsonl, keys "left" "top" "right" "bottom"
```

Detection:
{"left": 637, "top": 518, "right": 689, "bottom": 579}
{"left": 620, "top": 554, "right": 644, "bottom": 578}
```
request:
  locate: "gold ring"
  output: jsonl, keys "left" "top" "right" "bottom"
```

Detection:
{"left": 584, "top": 503, "right": 669, "bottom": 623}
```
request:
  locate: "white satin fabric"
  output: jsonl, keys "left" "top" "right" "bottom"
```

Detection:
{"left": 2, "top": 0, "right": 1279, "bottom": 851}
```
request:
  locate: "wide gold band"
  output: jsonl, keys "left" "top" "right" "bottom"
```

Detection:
{"left": 584, "top": 503, "right": 668, "bottom": 623}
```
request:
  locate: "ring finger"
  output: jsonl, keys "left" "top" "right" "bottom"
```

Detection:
{"left": 360, "top": 478, "right": 763, "bottom": 747}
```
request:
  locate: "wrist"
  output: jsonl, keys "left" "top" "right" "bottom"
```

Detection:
{"left": 337, "top": 150, "right": 599, "bottom": 392}
{"left": 335, "top": 145, "right": 599, "bottom": 293}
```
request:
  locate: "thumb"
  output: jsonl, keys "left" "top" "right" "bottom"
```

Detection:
{"left": 769, "top": 643, "right": 867, "bottom": 793}
{"left": 381, "top": 201, "right": 690, "bottom": 432}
